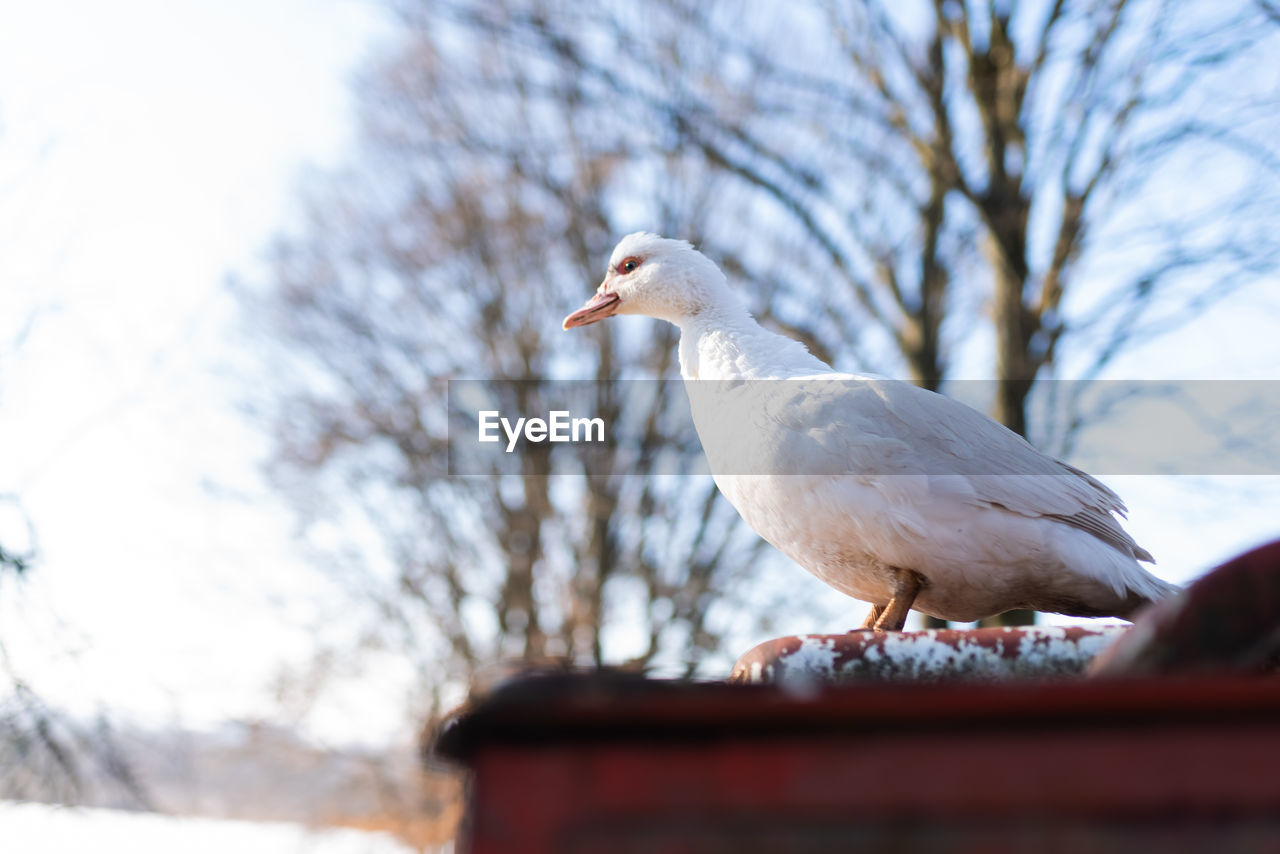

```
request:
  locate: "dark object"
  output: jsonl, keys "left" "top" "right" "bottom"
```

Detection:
{"left": 1090, "top": 538, "right": 1280, "bottom": 676}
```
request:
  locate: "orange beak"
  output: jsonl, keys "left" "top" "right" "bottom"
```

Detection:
{"left": 562, "top": 290, "right": 621, "bottom": 330}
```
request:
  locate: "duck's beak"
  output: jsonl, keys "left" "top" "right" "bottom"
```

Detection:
{"left": 562, "top": 289, "right": 621, "bottom": 330}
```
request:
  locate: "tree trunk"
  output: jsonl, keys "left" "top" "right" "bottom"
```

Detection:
{"left": 981, "top": 205, "right": 1039, "bottom": 628}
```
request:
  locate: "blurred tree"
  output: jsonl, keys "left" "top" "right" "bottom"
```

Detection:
{"left": 0, "top": 128, "right": 149, "bottom": 809}
{"left": 476, "top": 0, "right": 1280, "bottom": 625}
{"left": 244, "top": 1, "right": 797, "bottom": 731}
{"left": 0, "top": 542, "right": 29, "bottom": 577}
{"left": 0, "top": 499, "right": 148, "bottom": 807}
{"left": 246, "top": 0, "right": 1280, "bottom": 716}
{"left": 510, "top": 0, "right": 1278, "bottom": 421}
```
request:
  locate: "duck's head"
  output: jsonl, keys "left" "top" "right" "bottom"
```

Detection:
{"left": 562, "top": 232, "right": 737, "bottom": 330}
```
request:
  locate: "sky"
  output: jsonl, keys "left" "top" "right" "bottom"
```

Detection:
{"left": 0, "top": 0, "right": 1278, "bottom": 751}
{"left": 0, "top": 0, "right": 412, "bottom": 744}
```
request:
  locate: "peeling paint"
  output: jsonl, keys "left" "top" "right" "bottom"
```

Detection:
{"left": 731, "top": 626, "right": 1128, "bottom": 685}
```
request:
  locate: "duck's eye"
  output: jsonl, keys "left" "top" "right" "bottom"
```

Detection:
{"left": 617, "top": 257, "right": 641, "bottom": 275}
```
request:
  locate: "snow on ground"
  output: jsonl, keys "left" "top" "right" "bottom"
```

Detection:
{"left": 0, "top": 801, "right": 419, "bottom": 854}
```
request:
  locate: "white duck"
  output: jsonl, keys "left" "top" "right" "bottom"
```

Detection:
{"left": 563, "top": 233, "right": 1177, "bottom": 630}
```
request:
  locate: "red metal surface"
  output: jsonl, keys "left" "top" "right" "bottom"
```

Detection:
{"left": 438, "top": 674, "right": 1280, "bottom": 853}
{"left": 436, "top": 538, "right": 1280, "bottom": 852}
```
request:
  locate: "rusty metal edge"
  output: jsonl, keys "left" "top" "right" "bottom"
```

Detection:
{"left": 433, "top": 671, "right": 1280, "bottom": 765}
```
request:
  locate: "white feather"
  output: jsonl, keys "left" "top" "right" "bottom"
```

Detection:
{"left": 586, "top": 233, "right": 1178, "bottom": 621}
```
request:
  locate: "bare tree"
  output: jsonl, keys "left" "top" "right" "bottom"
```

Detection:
{"left": 0, "top": 498, "right": 149, "bottom": 807}
{"left": 527, "top": 0, "right": 1277, "bottom": 419}
{"left": 248, "top": 0, "right": 1280, "bottom": 715}
{"left": 466, "top": 0, "right": 1279, "bottom": 625}
{"left": 0, "top": 120, "right": 150, "bottom": 811}
{"left": 243, "top": 3, "right": 810, "bottom": 730}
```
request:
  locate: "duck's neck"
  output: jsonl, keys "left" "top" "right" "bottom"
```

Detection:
{"left": 676, "top": 307, "right": 827, "bottom": 381}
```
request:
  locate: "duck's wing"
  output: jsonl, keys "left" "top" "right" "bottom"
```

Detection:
{"left": 750, "top": 375, "right": 1154, "bottom": 563}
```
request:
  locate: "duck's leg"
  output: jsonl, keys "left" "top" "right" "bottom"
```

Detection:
{"left": 873, "top": 568, "right": 923, "bottom": 631}
{"left": 858, "top": 603, "right": 886, "bottom": 630}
